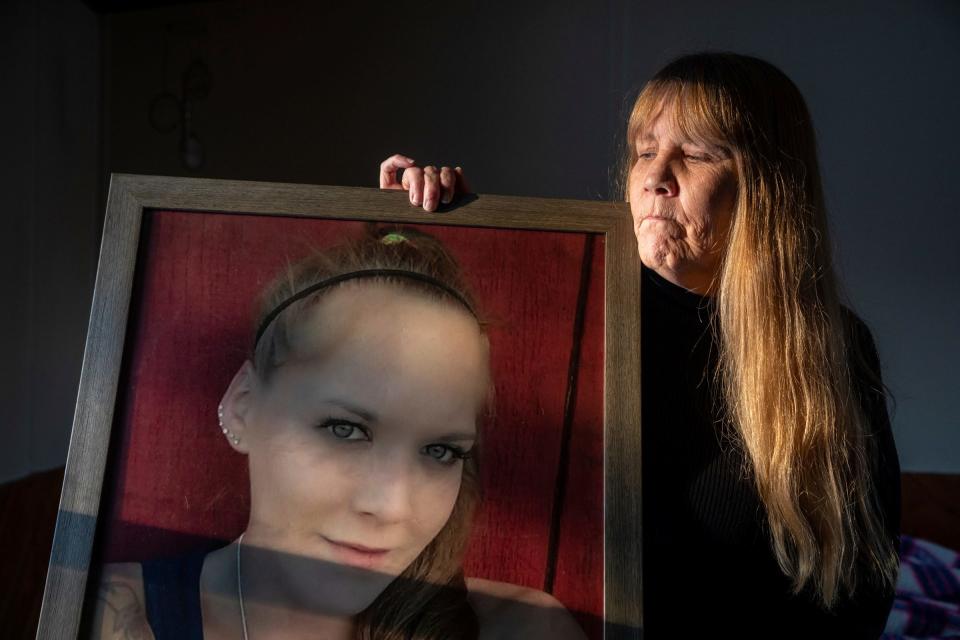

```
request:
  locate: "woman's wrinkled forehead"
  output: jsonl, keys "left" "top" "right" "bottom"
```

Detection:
{"left": 630, "top": 81, "right": 735, "bottom": 150}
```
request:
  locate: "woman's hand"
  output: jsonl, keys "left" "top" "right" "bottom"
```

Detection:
{"left": 379, "top": 153, "right": 471, "bottom": 212}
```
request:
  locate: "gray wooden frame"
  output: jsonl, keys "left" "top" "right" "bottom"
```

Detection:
{"left": 35, "top": 173, "right": 643, "bottom": 639}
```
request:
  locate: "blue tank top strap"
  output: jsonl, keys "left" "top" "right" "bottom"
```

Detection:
{"left": 140, "top": 549, "right": 208, "bottom": 640}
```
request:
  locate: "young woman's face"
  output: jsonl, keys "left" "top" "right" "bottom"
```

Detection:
{"left": 224, "top": 282, "right": 489, "bottom": 615}
{"left": 628, "top": 103, "right": 739, "bottom": 293}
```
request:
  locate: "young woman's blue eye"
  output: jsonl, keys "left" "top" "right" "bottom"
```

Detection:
{"left": 421, "top": 443, "right": 470, "bottom": 466}
{"left": 321, "top": 419, "right": 369, "bottom": 441}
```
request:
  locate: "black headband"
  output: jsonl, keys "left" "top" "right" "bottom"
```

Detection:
{"left": 253, "top": 268, "right": 478, "bottom": 349}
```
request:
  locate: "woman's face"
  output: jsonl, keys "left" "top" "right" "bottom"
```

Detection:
{"left": 628, "top": 104, "right": 739, "bottom": 293}
{"left": 222, "top": 282, "right": 489, "bottom": 615}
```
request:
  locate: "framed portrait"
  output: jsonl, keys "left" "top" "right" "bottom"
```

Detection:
{"left": 36, "top": 175, "right": 642, "bottom": 639}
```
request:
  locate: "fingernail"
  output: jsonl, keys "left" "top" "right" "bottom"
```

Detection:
{"left": 441, "top": 195, "right": 451, "bottom": 204}
{"left": 406, "top": 157, "right": 416, "bottom": 163}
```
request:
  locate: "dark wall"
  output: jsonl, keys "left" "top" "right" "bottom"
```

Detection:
{"left": 0, "top": 0, "right": 100, "bottom": 483}
{"left": 3, "top": 0, "right": 958, "bottom": 481}
{"left": 104, "top": 1, "right": 617, "bottom": 198}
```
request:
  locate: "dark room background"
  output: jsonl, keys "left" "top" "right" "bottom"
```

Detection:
{"left": 2, "top": 0, "right": 958, "bottom": 484}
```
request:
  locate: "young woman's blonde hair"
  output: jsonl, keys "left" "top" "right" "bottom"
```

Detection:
{"left": 620, "top": 52, "right": 899, "bottom": 608}
{"left": 252, "top": 225, "right": 487, "bottom": 639}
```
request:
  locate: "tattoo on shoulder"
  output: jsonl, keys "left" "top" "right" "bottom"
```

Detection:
{"left": 97, "top": 580, "right": 153, "bottom": 640}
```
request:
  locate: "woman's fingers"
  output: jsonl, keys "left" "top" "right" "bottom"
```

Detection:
{"left": 379, "top": 154, "right": 416, "bottom": 190}
{"left": 379, "top": 154, "right": 471, "bottom": 211}
{"left": 440, "top": 166, "right": 456, "bottom": 204}
{"left": 420, "top": 166, "right": 470, "bottom": 211}
{"left": 422, "top": 166, "right": 442, "bottom": 212}
{"left": 403, "top": 166, "right": 424, "bottom": 206}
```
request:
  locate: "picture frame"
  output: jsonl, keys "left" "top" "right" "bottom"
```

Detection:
{"left": 36, "top": 174, "right": 642, "bottom": 639}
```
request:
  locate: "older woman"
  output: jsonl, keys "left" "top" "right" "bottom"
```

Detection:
{"left": 379, "top": 52, "right": 901, "bottom": 638}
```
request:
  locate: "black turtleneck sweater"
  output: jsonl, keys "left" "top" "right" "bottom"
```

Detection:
{"left": 640, "top": 265, "right": 900, "bottom": 639}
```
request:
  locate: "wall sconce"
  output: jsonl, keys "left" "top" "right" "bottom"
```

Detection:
{"left": 148, "top": 22, "right": 212, "bottom": 171}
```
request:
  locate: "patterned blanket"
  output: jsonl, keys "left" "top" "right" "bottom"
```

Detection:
{"left": 882, "top": 535, "right": 960, "bottom": 639}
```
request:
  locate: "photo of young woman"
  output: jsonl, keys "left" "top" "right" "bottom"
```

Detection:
{"left": 90, "top": 226, "right": 586, "bottom": 640}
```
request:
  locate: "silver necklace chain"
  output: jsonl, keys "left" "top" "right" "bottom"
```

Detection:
{"left": 237, "top": 532, "right": 250, "bottom": 640}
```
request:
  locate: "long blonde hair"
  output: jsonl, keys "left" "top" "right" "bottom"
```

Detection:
{"left": 621, "top": 53, "right": 899, "bottom": 607}
{"left": 252, "top": 225, "right": 485, "bottom": 638}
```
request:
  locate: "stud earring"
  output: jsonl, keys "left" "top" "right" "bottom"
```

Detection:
{"left": 218, "top": 404, "right": 240, "bottom": 445}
